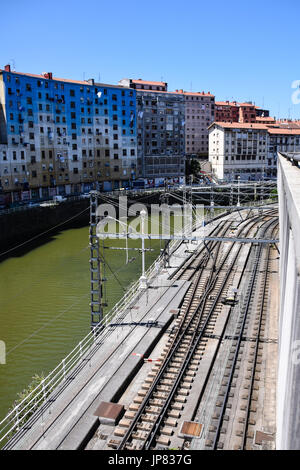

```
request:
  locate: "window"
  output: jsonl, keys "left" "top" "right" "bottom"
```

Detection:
{"left": 70, "top": 89, "right": 75, "bottom": 96}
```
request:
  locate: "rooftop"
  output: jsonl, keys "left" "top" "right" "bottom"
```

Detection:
{"left": 210, "top": 121, "right": 269, "bottom": 130}
{"left": 210, "top": 121, "right": 300, "bottom": 135}
{"left": 0, "top": 66, "right": 128, "bottom": 90}
{"left": 175, "top": 89, "right": 214, "bottom": 97}
{"left": 131, "top": 78, "right": 167, "bottom": 86}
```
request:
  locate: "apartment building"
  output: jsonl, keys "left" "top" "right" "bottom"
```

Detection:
{"left": 0, "top": 66, "right": 137, "bottom": 202}
{"left": 209, "top": 121, "right": 300, "bottom": 181}
{"left": 215, "top": 101, "right": 269, "bottom": 124}
{"left": 238, "top": 102, "right": 257, "bottom": 123}
{"left": 118, "top": 78, "right": 168, "bottom": 92}
{"left": 174, "top": 90, "right": 215, "bottom": 157}
{"left": 215, "top": 101, "right": 239, "bottom": 122}
{"left": 255, "top": 106, "right": 270, "bottom": 117}
{"left": 135, "top": 89, "right": 185, "bottom": 185}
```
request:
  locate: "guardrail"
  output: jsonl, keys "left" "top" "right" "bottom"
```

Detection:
{"left": 0, "top": 201, "right": 278, "bottom": 447}
{"left": 0, "top": 234, "right": 183, "bottom": 448}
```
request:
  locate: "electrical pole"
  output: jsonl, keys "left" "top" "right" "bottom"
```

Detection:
{"left": 210, "top": 184, "right": 215, "bottom": 220}
{"left": 229, "top": 182, "right": 233, "bottom": 212}
{"left": 89, "top": 191, "right": 105, "bottom": 330}
{"left": 237, "top": 176, "right": 241, "bottom": 207}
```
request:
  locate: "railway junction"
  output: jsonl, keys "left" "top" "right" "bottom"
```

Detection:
{"left": 1, "top": 202, "right": 279, "bottom": 451}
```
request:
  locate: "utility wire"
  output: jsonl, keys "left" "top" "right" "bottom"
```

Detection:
{"left": 0, "top": 206, "right": 89, "bottom": 258}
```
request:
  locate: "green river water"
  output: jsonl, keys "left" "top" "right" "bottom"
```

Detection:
{"left": 0, "top": 225, "right": 162, "bottom": 422}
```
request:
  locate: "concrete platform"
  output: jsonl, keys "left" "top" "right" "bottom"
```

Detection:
{"left": 8, "top": 275, "right": 190, "bottom": 450}
{"left": 5, "top": 207, "right": 266, "bottom": 450}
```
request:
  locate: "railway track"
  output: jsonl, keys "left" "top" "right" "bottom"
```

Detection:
{"left": 2, "top": 207, "right": 278, "bottom": 451}
{"left": 202, "top": 218, "right": 279, "bottom": 450}
{"left": 113, "top": 210, "right": 277, "bottom": 450}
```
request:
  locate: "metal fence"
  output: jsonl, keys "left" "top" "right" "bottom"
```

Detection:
{"left": 0, "top": 235, "right": 182, "bottom": 448}
{"left": 0, "top": 201, "right": 277, "bottom": 447}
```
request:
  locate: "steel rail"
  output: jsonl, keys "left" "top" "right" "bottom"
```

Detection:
{"left": 117, "top": 212, "right": 273, "bottom": 450}
{"left": 211, "top": 217, "right": 278, "bottom": 450}
{"left": 241, "top": 223, "right": 278, "bottom": 449}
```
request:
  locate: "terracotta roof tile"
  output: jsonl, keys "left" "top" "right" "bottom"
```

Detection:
{"left": 132, "top": 79, "right": 166, "bottom": 86}
{"left": 175, "top": 90, "right": 214, "bottom": 97}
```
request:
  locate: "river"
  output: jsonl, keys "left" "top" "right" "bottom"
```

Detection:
{"left": 0, "top": 225, "right": 161, "bottom": 422}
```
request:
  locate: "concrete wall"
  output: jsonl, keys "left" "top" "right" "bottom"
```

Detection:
{"left": 277, "top": 153, "right": 300, "bottom": 449}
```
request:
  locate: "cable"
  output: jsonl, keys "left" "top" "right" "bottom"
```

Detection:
{"left": 6, "top": 292, "right": 90, "bottom": 356}
{"left": 0, "top": 206, "right": 89, "bottom": 258}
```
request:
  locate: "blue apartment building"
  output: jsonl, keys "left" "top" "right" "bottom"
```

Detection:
{"left": 0, "top": 65, "right": 137, "bottom": 202}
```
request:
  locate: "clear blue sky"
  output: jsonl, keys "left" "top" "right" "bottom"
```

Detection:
{"left": 2, "top": 0, "right": 300, "bottom": 118}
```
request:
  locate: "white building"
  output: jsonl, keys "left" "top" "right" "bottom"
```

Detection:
{"left": 209, "top": 122, "right": 300, "bottom": 181}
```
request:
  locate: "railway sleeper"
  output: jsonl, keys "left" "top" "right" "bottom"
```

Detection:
{"left": 167, "top": 409, "right": 181, "bottom": 419}
{"left": 149, "top": 399, "right": 165, "bottom": 407}
{"left": 164, "top": 417, "right": 178, "bottom": 427}
{"left": 118, "top": 418, "right": 132, "bottom": 428}
{"left": 129, "top": 403, "right": 140, "bottom": 412}
{"left": 141, "top": 413, "right": 156, "bottom": 423}
{"left": 156, "top": 436, "right": 170, "bottom": 446}
{"left": 132, "top": 431, "right": 149, "bottom": 441}
{"left": 136, "top": 422, "right": 153, "bottom": 432}
{"left": 136, "top": 393, "right": 146, "bottom": 400}
{"left": 160, "top": 427, "right": 174, "bottom": 437}
{"left": 146, "top": 405, "right": 161, "bottom": 415}
{"left": 174, "top": 395, "right": 187, "bottom": 404}
{"left": 171, "top": 402, "right": 184, "bottom": 411}
{"left": 124, "top": 411, "right": 136, "bottom": 420}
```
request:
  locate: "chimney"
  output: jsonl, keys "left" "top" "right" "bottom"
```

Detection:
{"left": 43, "top": 72, "right": 53, "bottom": 80}
{"left": 4, "top": 64, "right": 11, "bottom": 72}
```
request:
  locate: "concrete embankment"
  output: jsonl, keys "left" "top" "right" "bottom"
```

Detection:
{"left": 0, "top": 200, "right": 90, "bottom": 255}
